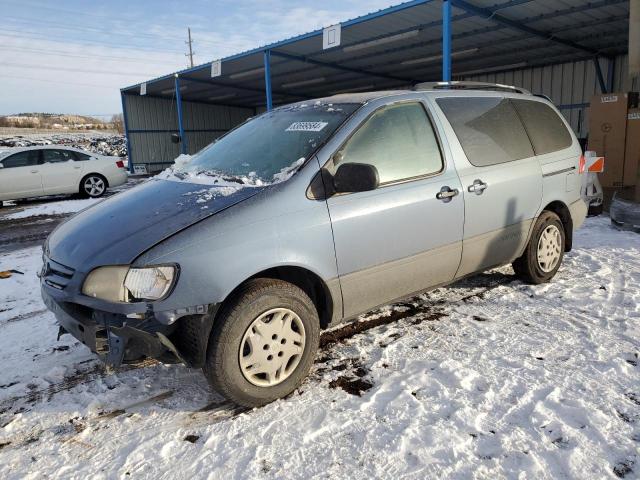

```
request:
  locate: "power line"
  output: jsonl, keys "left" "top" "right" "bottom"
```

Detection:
{"left": 3, "top": 14, "right": 251, "bottom": 48}
{"left": 2, "top": 74, "right": 117, "bottom": 89}
{"left": 0, "top": 46, "right": 181, "bottom": 65}
{"left": 2, "top": 61, "right": 162, "bottom": 77}
{"left": 0, "top": 30, "right": 187, "bottom": 55}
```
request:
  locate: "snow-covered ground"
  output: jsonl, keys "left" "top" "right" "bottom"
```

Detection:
{"left": 0, "top": 216, "right": 638, "bottom": 479}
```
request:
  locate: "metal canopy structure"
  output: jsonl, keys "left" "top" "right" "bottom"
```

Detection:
{"left": 121, "top": 0, "right": 631, "bottom": 170}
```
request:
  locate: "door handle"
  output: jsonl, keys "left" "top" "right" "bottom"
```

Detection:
{"left": 467, "top": 179, "right": 488, "bottom": 195}
{"left": 73, "top": 166, "right": 81, "bottom": 169}
{"left": 436, "top": 186, "right": 459, "bottom": 203}
{"left": 30, "top": 170, "right": 39, "bottom": 173}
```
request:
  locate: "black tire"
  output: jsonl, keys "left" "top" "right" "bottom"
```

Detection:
{"left": 513, "top": 211, "right": 565, "bottom": 284}
{"left": 80, "top": 174, "right": 108, "bottom": 198}
{"left": 203, "top": 278, "right": 320, "bottom": 407}
{"left": 588, "top": 203, "right": 603, "bottom": 217}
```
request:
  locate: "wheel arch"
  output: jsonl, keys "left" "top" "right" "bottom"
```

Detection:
{"left": 219, "top": 265, "right": 336, "bottom": 330}
{"left": 81, "top": 172, "right": 110, "bottom": 189}
{"left": 542, "top": 200, "right": 573, "bottom": 252}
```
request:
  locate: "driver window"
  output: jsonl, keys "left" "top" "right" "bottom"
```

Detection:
{"left": 334, "top": 102, "right": 443, "bottom": 184}
{"left": 1, "top": 150, "right": 40, "bottom": 168}
{"left": 43, "top": 149, "right": 74, "bottom": 163}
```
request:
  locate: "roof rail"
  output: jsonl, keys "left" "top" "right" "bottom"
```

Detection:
{"left": 413, "top": 81, "right": 531, "bottom": 95}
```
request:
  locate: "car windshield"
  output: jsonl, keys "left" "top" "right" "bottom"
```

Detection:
{"left": 171, "top": 102, "right": 359, "bottom": 185}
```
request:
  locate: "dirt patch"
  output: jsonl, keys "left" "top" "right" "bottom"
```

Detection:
{"left": 320, "top": 304, "right": 445, "bottom": 348}
{"left": 329, "top": 376, "right": 374, "bottom": 396}
{"left": 613, "top": 460, "right": 634, "bottom": 478}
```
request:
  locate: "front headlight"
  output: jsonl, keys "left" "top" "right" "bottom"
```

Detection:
{"left": 124, "top": 266, "right": 176, "bottom": 301}
{"left": 82, "top": 265, "right": 177, "bottom": 302}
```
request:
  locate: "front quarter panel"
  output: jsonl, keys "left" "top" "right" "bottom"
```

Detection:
{"left": 134, "top": 157, "right": 340, "bottom": 315}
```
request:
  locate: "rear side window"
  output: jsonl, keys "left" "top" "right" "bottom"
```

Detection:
{"left": 73, "top": 152, "right": 92, "bottom": 161}
{"left": 43, "top": 149, "right": 75, "bottom": 163}
{"left": 436, "top": 97, "right": 534, "bottom": 167}
{"left": 511, "top": 99, "right": 572, "bottom": 155}
{"left": 1, "top": 150, "right": 40, "bottom": 168}
{"left": 335, "top": 102, "right": 443, "bottom": 184}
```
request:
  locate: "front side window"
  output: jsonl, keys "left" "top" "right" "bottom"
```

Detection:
{"left": 511, "top": 99, "right": 572, "bottom": 155}
{"left": 43, "top": 149, "right": 74, "bottom": 163}
{"left": 174, "top": 102, "right": 360, "bottom": 184}
{"left": 1, "top": 150, "right": 40, "bottom": 168}
{"left": 333, "top": 102, "right": 443, "bottom": 184}
{"left": 437, "top": 97, "right": 534, "bottom": 167}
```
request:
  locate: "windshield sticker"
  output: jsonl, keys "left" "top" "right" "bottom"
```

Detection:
{"left": 286, "top": 121, "right": 328, "bottom": 132}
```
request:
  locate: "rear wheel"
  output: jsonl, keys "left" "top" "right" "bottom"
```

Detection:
{"left": 80, "top": 174, "right": 107, "bottom": 198}
{"left": 513, "top": 211, "right": 565, "bottom": 284}
{"left": 203, "top": 278, "right": 320, "bottom": 407}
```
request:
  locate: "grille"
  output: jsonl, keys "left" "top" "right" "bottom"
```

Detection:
{"left": 42, "top": 257, "right": 76, "bottom": 289}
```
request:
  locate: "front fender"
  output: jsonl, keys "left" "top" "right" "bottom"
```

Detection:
{"left": 134, "top": 175, "right": 339, "bottom": 314}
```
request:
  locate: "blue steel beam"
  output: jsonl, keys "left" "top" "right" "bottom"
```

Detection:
{"left": 450, "top": 0, "right": 605, "bottom": 57}
{"left": 607, "top": 57, "right": 615, "bottom": 93}
{"left": 179, "top": 75, "right": 309, "bottom": 100}
{"left": 442, "top": 0, "right": 452, "bottom": 82}
{"left": 120, "top": 92, "right": 135, "bottom": 174}
{"left": 264, "top": 50, "right": 273, "bottom": 111}
{"left": 174, "top": 75, "right": 188, "bottom": 154}
{"left": 270, "top": 50, "right": 414, "bottom": 83}
{"left": 593, "top": 57, "right": 607, "bottom": 93}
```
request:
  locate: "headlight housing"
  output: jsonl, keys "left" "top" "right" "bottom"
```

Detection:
{"left": 82, "top": 265, "right": 177, "bottom": 302}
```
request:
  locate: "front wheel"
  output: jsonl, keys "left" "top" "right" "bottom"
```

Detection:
{"left": 80, "top": 174, "right": 107, "bottom": 198}
{"left": 513, "top": 211, "right": 565, "bottom": 284}
{"left": 203, "top": 278, "right": 320, "bottom": 407}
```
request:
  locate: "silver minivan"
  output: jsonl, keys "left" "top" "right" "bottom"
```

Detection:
{"left": 42, "top": 82, "right": 587, "bottom": 406}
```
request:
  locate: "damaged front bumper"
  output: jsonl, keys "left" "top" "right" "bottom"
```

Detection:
{"left": 40, "top": 256, "right": 217, "bottom": 368}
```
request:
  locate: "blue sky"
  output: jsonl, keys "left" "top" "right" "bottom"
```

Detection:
{"left": 0, "top": 0, "right": 398, "bottom": 117}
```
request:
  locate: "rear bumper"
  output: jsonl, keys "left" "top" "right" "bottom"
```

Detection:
{"left": 109, "top": 169, "right": 128, "bottom": 187}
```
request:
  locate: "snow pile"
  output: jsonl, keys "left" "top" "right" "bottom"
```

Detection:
{"left": 0, "top": 216, "right": 638, "bottom": 479}
{"left": 156, "top": 156, "right": 306, "bottom": 201}
{"left": 2, "top": 198, "right": 103, "bottom": 220}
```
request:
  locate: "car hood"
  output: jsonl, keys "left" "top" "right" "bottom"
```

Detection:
{"left": 45, "top": 179, "right": 263, "bottom": 269}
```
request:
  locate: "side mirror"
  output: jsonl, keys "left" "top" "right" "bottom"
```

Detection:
{"left": 333, "top": 162, "right": 379, "bottom": 193}
{"left": 171, "top": 133, "right": 182, "bottom": 144}
{"left": 0, "top": 163, "right": 4, "bottom": 169}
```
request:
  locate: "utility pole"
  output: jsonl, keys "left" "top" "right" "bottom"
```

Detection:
{"left": 185, "top": 27, "right": 194, "bottom": 67}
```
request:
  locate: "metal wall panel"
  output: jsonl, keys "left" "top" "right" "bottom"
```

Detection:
{"left": 123, "top": 95, "right": 253, "bottom": 172}
{"left": 461, "top": 54, "right": 638, "bottom": 138}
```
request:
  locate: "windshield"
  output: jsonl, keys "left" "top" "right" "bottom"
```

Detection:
{"left": 171, "top": 102, "right": 359, "bottom": 185}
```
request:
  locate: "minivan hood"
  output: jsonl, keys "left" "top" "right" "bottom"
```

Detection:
{"left": 46, "top": 179, "right": 263, "bottom": 269}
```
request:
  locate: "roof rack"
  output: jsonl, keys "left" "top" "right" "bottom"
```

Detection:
{"left": 413, "top": 81, "right": 531, "bottom": 95}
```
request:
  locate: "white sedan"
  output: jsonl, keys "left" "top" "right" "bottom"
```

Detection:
{"left": 0, "top": 146, "right": 128, "bottom": 206}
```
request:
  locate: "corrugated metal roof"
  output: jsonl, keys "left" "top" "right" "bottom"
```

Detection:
{"left": 121, "top": 0, "right": 630, "bottom": 108}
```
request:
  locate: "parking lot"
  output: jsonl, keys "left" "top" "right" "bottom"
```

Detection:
{"left": 0, "top": 190, "right": 638, "bottom": 478}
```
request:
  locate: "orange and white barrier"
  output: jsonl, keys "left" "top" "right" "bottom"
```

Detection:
{"left": 580, "top": 151, "right": 605, "bottom": 173}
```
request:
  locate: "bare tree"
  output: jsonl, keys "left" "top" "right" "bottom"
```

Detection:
{"left": 111, "top": 113, "right": 124, "bottom": 134}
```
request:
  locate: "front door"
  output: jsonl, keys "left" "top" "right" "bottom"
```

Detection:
{"left": 325, "top": 101, "right": 464, "bottom": 318}
{"left": 0, "top": 150, "right": 43, "bottom": 200}
{"left": 432, "top": 95, "right": 543, "bottom": 278}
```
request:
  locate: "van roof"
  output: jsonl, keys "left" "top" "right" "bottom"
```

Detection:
{"left": 289, "top": 82, "right": 533, "bottom": 107}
